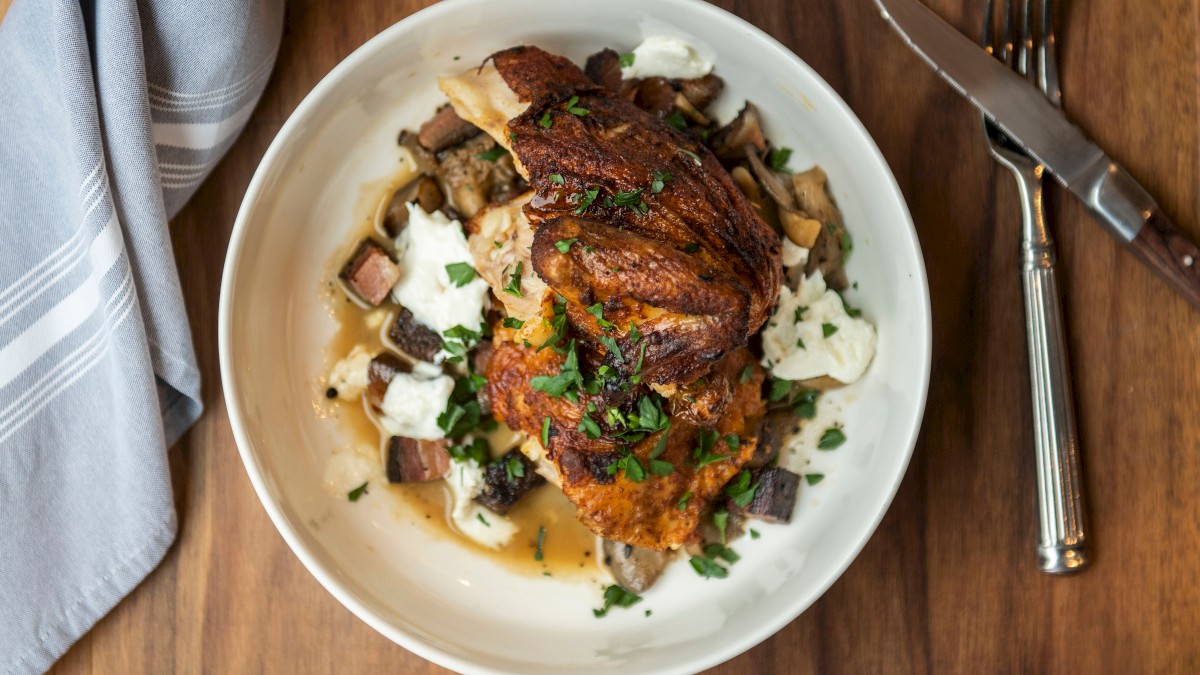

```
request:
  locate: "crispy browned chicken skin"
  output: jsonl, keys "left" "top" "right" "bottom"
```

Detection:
{"left": 464, "top": 46, "right": 782, "bottom": 549}
{"left": 491, "top": 46, "right": 783, "bottom": 387}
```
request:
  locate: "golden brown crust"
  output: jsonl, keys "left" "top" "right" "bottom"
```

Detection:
{"left": 486, "top": 341, "right": 767, "bottom": 550}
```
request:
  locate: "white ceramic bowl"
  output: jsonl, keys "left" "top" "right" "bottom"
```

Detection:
{"left": 220, "top": 0, "right": 931, "bottom": 672}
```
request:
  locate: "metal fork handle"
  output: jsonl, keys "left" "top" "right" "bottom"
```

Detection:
{"left": 1009, "top": 163, "right": 1089, "bottom": 574}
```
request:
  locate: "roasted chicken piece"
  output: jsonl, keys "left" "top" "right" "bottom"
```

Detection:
{"left": 443, "top": 46, "right": 782, "bottom": 389}
{"left": 486, "top": 341, "right": 766, "bottom": 550}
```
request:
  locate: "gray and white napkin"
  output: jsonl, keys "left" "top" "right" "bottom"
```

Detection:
{"left": 0, "top": 1, "right": 282, "bottom": 671}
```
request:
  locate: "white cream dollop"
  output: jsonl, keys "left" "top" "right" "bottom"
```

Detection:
{"left": 378, "top": 371, "right": 455, "bottom": 440}
{"left": 762, "top": 272, "right": 877, "bottom": 384}
{"left": 391, "top": 204, "right": 489, "bottom": 341}
{"left": 781, "top": 237, "right": 810, "bottom": 268}
{"left": 327, "top": 345, "right": 372, "bottom": 401}
{"left": 621, "top": 35, "right": 714, "bottom": 80}
{"left": 445, "top": 460, "right": 517, "bottom": 549}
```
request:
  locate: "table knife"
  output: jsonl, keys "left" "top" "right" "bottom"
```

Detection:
{"left": 874, "top": 0, "right": 1200, "bottom": 309}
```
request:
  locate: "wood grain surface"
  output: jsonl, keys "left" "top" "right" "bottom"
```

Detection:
{"left": 48, "top": 0, "right": 1200, "bottom": 672}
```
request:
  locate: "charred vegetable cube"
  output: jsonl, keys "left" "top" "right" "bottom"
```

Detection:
{"left": 388, "top": 307, "right": 443, "bottom": 362}
{"left": 386, "top": 436, "right": 451, "bottom": 483}
{"left": 339, "top": 239, "right": 400, "bottom": 306}
{"left": 473, "top": 449, "right": 545, "bottom": 515}
{"left": 730, "top": 467, "right": 800, "bottom": 523}
{"left": 366, "top": 352, "right": 409, "bottom": 409}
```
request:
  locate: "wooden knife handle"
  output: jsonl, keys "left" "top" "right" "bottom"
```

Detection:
{"left": 1129, "top": 209, "right": 1200, "bottom": 309}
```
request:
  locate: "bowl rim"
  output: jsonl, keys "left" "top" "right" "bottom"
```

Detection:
{"left": 218, "top": 0, "right": 932, "bottom": 672}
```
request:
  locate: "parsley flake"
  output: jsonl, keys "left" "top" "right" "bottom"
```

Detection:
{"left": 593, "top": 584, "right": 642, "bottom": 617}
{"left": 677, "top": 491, "right": 693, "bottom": 510}
{"left": 475, "top": 146, "right": 508, "bottom": 162}
{"left": 806, "top": 473, "right": 826, "bottom": 485}
{"left": 503, "top": 261, "right": 524, "bottom": 297}
{"left": 539, "top": 111, "right": 553, "bottom": 129}
{"left": 818, "top": 427, "right": 846, "bottom": 450}
{"left": 555, "top": 237, "right": 577, "bottom": 253}
{"left": 618, "top": 51, "right": 636, "bottom": 68}
{"left": 768, "top": 146, "right": 793, "bottom": 171}
{"left": 822, "top": 322, "right": 838, "bottom": 338}
{"left": 565, "top": 95, "right": 590, "bottom": 116}
{"left": 502, "top": 317, "right": 525, "bottom": 329}
{"left": 444, "top": 262, "right": 477, "bottom": 287}
{"left": 347, "top": 482, "right": 369, "bottom": 502}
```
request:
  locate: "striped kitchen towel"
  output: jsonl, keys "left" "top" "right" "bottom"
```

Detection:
{"left": 0, "top": 1, "right": 282, "bottom": 672}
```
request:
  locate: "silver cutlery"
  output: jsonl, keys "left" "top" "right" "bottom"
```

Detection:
{"left": 874, "top": 0, "right": 1200, "bottom": 308}
{"left": 981, "top": 0, "right": 1087, "bottom": 574}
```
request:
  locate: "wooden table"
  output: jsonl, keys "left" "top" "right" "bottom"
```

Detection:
{"left": 48, "top": 0, "right": 1200, "bottom": 672}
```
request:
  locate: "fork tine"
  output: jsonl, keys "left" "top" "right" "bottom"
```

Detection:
{"left": 1038, "top": 0, "right": 1063, "bottom": 107}
{"left": 981, "top": 0, "right": 995, "bottom": 51}
{"left": 1017, "top": 0, "right": 1035, "bottom": 81}
{"left": 999, "top": 0, "right": 1014, "bottom": 65}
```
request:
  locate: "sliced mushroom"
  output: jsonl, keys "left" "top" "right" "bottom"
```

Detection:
{"left": 730, "top": 165, "right": 780, "bottom": 231}
{"left": 791, "top": 167, "right": 840, "bottom": 225}
{"left": 417, "top": 104, "right": 482, "bottom": 153}
{"left": 633, "top": 77, "right": 678, "bottom": 116}
{"left": 382, "top": 175, "right": 445, "bottom": 237}
{"left": 602, "top": 539, "right": 670, "bottom": 594}
{"left": 584, "top": 48, "right": 626, "bottom": 94}
{"left": 744, "top": 145, "right": 795, "bottom": 209}
{"left": 707, "top": 103, "right": 767, "bottom": 159}
{"left": 804, "top": 217, "right": 850, "bottom": 290}
{"left": 678, "top": 74, "right": 724, "bottom": 112}
{"left": 398, "top": 130, "right": 436, "bottom": 175}
{"left": 434, "top": 135, "right": 520, "bottom": 218}
{"left": 673, "top": 92, "right": 710, "bottom": 126}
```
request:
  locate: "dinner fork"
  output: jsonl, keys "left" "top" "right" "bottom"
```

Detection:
{"left": 981, "top": 0, "right": 1088, "bottom": 574}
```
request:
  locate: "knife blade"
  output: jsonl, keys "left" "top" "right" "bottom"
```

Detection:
{"left": 874, "top": 0, "right": 1200, "bottom": 309}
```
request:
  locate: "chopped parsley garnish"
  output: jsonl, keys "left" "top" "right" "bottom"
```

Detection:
{"left": 503, "top": 261, "right": 524, "bottom": 297}
{"left": 818, "top": 427, "right": 846, "bottom": 450}
{"left": 841, "top": 229, "right": 853, "bottom": 260}
{"left": 555, "top": 237, "right": 577, "bottom": 253}
{"left": 836, "top": 291, "right": 863, "bottom": 318}
{"left": 565, "top": 95, "right": 590, "bottom": 116}
{"left": 794, "top": 305, "right": 807, "bottom": 322}
{"left": 618, "top": 51, "right": 636, "bottom": 68}
{"left": 792, "top": 389, "right": 819, "bottom": 420}
{"left": 677, "top": 147, "right": 702, "bottom": 165}
{"left": 634, "top": 394, "right": 670, "bottom": 432}
{"left": 493, "top": 240, "right": 503, "bottom": 248}
{"left": 713, "top": 508, "right": 729, "bottom": 544}
{"left": 691, "top": 429, "right": 729, "bottom": 468}
{"left": 577, "top": 415, "right": 602, "bottom": 439}
{"left": 665, "top": 110, "right": 688, "bottom": 130}
{"left": 530, "top": 339, "right": 583, "bottom": 398}
{"left": 501, "top": 317, "right": 525, "bottom": 329}
{"left": 444, "top": 262, "right": 476, "bottom": 287}
{"left": 703, "top": 543, "right": 741, "bottom": 564}
{"left": 724, "top": 434, "right": 740, "bottom": 451}
{"left": 750, "top": 528, "right": 761, "bottom": 539}
{"left": 475, "top": 146, "right": 508, "bottom": 162}
{"left": 822, "top": 322, "right": 838, "bottom": 338}
{"left": 650, "top": 171, "right": 672, "bottom": 194}
{"left": 648, "top": 429, "right": 673, "bottom": 476}
{"left": 689, "top": 555, "right": 729, "bottom": 579}
{"left": 606, "top": 447, "right": 646, "bottom": 482}
{"left": 612, "top": 188, "right": 644, "bottom": 208}
{"left": 796, "top": 337, "right": 806, "bottom": 350}
{"left": 539, "top": 111, "right": 553, "bottom": 129}
{"left": 768, "top": 146, "right": 793, "bottom": 171}
{"left": 682, "top": 242, "right": 700, "bottom": 253}
{"left": 538, "top": 294, "right": 570, "bottom": 352}
{"left": 448, "top": 438, "right": 490, "bottom": 464}
{"left": 347, "top": 481, "right": 369, "bottom": 502}
{"left": 598, "top": 335, "right": 624, "bottom": 363}
{"left": 477, "top": 513, "right": 490, "bottom": 527}
{"left": 593, "top": 584, "right": 642, "bottom": 618}
{"left": 739, "top": 365, "right": 754, "bottom": 384}
{"left": 724, "top": 469, "right": 759, "bottom": 509}
{"left": 677, "top": 491, "right": 693, "bottom": 510}
{"left": 438, "top": 398, "right": 482, "bottom": 438}
{"left": 768, "top": 377, "right": 793, "bottom": 403}
{"left": 505, "top": 456, "right": 526, "bottom": 482}
{"left": 535, "top": 526, "right": 546, "bottom": 561}
{"left": 574, "top": 186, "right": 600, "bottom": 215}
{"left": 548, "top": 173, "right": 565, "bottom": 184}
{"left": 541, "top": 416, "right": 552, "bottom": 446}
{"left": 441, "top": 323, "right": 483, "bottom": 364}
{"left": 586, "top": 302, "right": 615, "bottom": 330}
{"left": 806, "top": 473, "right": 826, "bottom": 485}
{"left": 629, "top": 342, "right": 648, "bottom": 384}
